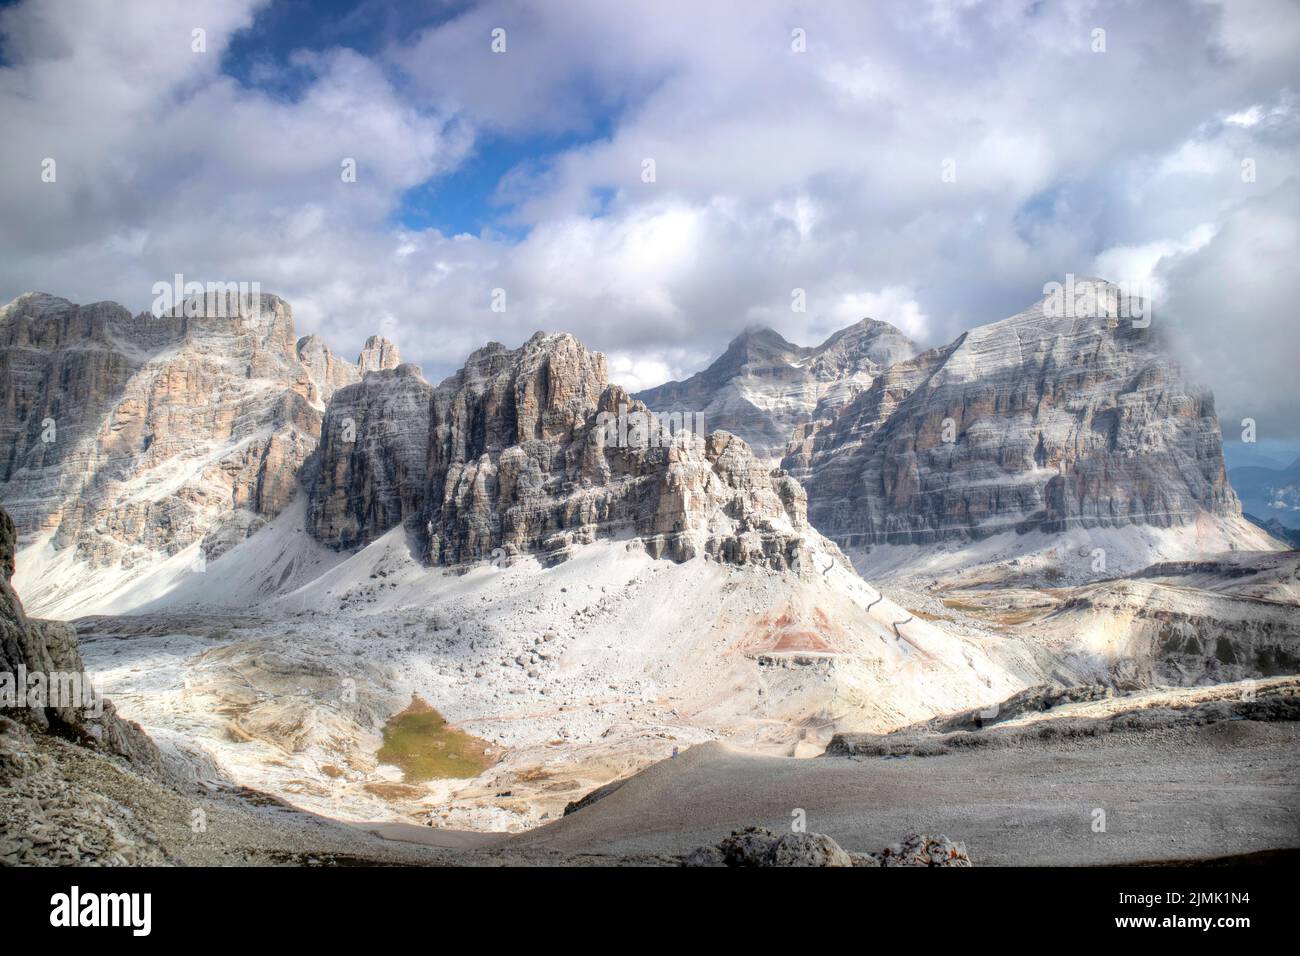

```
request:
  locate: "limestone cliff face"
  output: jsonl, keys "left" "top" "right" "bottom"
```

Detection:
{"left": 0, "top": 295, "right": 140, "bottom": 540}
{"left": 297, "top": 333, "right": 402, "bottom": 404}
{"left": 635, "top": 319, "right": 916, "bottom": 462}
{"left": 296, "top": 334, "right": 360, "bottom": 406}
{"left": 0, "top": 292, "right": 323, "bottom": 566}
{"left": 308, "top": 332, "right": 819, "bottom": 569}
{"left": 358, "top": 335, "right": 401, "bottom": 373}
{"left": 783, "top": 284, "right": 1240, "bottom": 546}
{"left": 307, "top": 363, "right": 434, "bottom": 550}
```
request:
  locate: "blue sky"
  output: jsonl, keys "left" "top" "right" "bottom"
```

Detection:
{"left": 222, "top": 0, "right": 464, "bottom": 76}
{"left": 216, "top": 0, "right": 629, "bottom": 237}
{"left": 221, "top": 0, "right": 551, "bottom": 237}
{"left": 394, "top": 126, "right": 617, "bottom": 238}
{"left": 1, "top": 0, "right": 1298, "bottom": 448}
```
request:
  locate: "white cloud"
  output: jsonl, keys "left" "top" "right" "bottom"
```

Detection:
{"left": 0, "top": 0, "right": 1297, "bottom": 426}
{"left": 1093, "top": 222, "right": 1218, "bottom": 300}
{"left": 1225, "top": 105, "right": 1265, "bottom": 127}
{"left": 831, "top": 288, "right": 930, "bottom": 341}
{"left": 606, "top": 351, "right": 691, "bottom": 394}
{"left": 1160, "top": 182, "right": 1300, "bottom": 438}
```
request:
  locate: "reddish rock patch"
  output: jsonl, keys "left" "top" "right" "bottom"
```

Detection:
{"left": 772, "top": 629, "right": 833, "bottom": 652}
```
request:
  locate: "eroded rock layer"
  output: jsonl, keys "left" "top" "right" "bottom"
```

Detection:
{"left": 0, "top": 292, "right": 325, "bottom": 566}
{"left": 309, "top": 332, "right": 819, "bottom": 569}
{"left": 783, "top": 284, "right": 1240, "bottom": 546}
{"left": 635, "top": 319, "right": 916, "bottom": 462}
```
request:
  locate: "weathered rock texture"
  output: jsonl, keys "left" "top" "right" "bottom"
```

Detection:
{"left": 635, "top": 319, "right": 916, "bottom": 462}
{"left": 0, "top": 505, "right": 160, "bottom": 767}
{"left": 1, "top": 503, "right": 172, "bottom": 863}
{"left": 783, "top": 283, "right": 1240, "bottom": 546}
{"left": 309, "top": 363, "right": 434, "bottom": 550}
{"left": 358, "top": 335, "right": 401, "bottom": 374}
{"left": 296, "top": 334, "right": 360, "bottom": 405}
{"left": 680, "top": 826, "right": 971, "bottom": 867}
{"left": 309, "top": 332, "right": 821, "bottom": 569}
{"left": 0, "top": 292, "right": 324, "bottom": 566}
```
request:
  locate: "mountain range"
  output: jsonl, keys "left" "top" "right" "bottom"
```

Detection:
{"left": 0, "top": 282, "right": 1280, "bottom": 612}
{"left": 634, "top": 319, "right": 917, "bottom": 462}
{"left": 1, "top": 280, "right": 1294, "bottom": 846}
{"left": 1231, "top": 458, "right": 1300, "bottom": 530}
{"left": 781, "top": 285, "right": 1241, "bottom": 548}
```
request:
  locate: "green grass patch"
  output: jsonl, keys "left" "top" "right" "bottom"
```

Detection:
{"left": 377, "top": 697, "right": 496, "bottom": 782}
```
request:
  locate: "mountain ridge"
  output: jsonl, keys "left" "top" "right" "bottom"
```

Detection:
{"left": 777, "top": 283, "right": 1252, "bottom": 552}
{"left": 307, "top": 328, "right": 823, "bottom": 572}
{"left": 634, "top": 317, "right": 918, "bottom": 461}
{"left": 1, "top": 282, "right": 1275, "bottom": 609}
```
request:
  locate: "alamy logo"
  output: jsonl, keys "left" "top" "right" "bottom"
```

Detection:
{"left": 595, "top": 404, "right": 705, "bottom": 449}
{"left": 49, "top": 886, "right": 151, "bottom": 936}
{"left": 150, "top": 274, "right": 262, "bottom": 322}
{"left": 0, "top": 666, "right": 103, "bottom": 717}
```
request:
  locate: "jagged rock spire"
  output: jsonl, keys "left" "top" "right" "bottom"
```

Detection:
{"left": 358, "top": 335, "right": 401, "bottom": 373}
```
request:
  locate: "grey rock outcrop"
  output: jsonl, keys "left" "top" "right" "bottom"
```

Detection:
{"left": 308, "top": 363, "right": 434, "bottom": 550}
{"left": 635, "top": 319, "right": 916, "bottom": 462}
{"left": 0, "top": 715, "right": 173, "bottom": 865}
{"left": 680, "top": 826, "right": 970, "bottom": 867}
{"left": 682, "top": 826, "right": 853, "bottom": 867}
{"left": 1, "top": 509, "right": 171, "bottom": 862}
{"left": 309, "top": 332, "right": 822, "bottom": 570}
{"left": 869, "top": 833, "right": 972, "bottom": 867}
{"left": 0, "top": 505, "right": 161, "bottom": 768}
{"left": 784, "top": 282, "right": 1240, "bottom": 546}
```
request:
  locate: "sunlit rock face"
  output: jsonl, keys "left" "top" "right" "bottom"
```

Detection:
{"left": 0, "top": 291, "right": 323, "bottom": 566}
{"left": 357, "top": 335, "right": 401, "bottom": 374}
{"left": 635, "top": 319, "right": 917, "bottom": 463}
{"left": 308, "top": 331, "right": 822, "bottom": 570}
{"left": 297, "top": 333, "right": 360, "bottom": 405}
{"left": 784, "top": 283, "right": 1240, "bottom": 547}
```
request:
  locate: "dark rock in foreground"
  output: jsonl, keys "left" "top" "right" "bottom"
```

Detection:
{"left": 681, "top": 826, "right": 971, "bottom": 867}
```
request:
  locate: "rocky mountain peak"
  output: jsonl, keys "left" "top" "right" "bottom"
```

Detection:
{"left": 157, "top": 290, "right": 300, "bottom": 359}
{"left": 716, "top": 326, "right": 802, "bottom": 370}
{"left": 0, "top": 291, "right": 323, "bottom": 578}
{"left": 813, "top": 317, "right": 916, "bottom": 371}
{"left": 308, "top": 329, "right": 825, "bottom": 571}
{"left": 635, "top": 317, "right": 918, "bottom": 461}
{"left": 784, "top": 286, "right": 1237, "bottom": 547}
{"left": 358, "top": 335, "right": 401, "bottom": 373}
{"left": 296, "top": 334, "right": 360, "bottom": 405}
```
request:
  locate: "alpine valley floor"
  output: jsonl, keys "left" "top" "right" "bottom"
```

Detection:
{"left": 8, "top": 502, "right": 1298, "bottom": 864}
{"left": 5, "top": 676, "right": 1296, "bottom": 866}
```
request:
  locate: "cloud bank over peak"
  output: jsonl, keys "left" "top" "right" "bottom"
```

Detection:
{"left": 0, "top": 0, "right": 1296, "bottom": 435}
